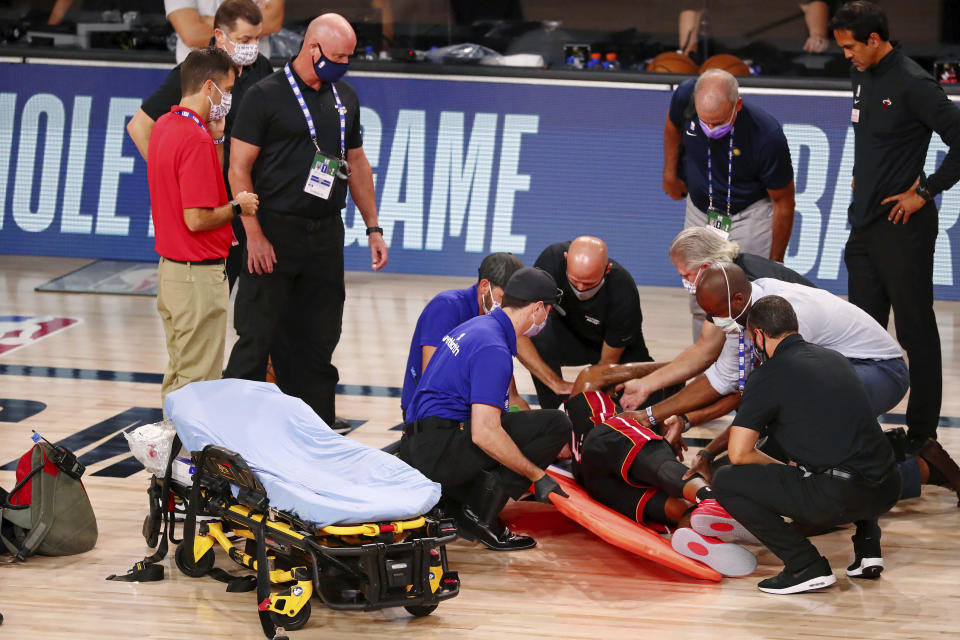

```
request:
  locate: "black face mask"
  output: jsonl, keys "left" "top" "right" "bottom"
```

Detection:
{"left": 751, "top": 331, "right": 768, "bottom": 366}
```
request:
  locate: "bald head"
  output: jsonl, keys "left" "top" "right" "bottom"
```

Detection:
{"left": 694, "top": 69, "right": 741, "bottom": 126}
{"left": 301, "top": 13, "right": 356, "bottom": 63}
{"left": 695, "top": 262, "right": 752, "bottom": 320}
{"left": 566, "top": 236, "right": 610, "bottom": 291}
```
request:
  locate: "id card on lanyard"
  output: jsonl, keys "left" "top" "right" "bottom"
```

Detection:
{"left": 706, "top": 128, "right": 734, "bottom": 239}
{"left": 284, "top": 63, "right": 348, "bottom": 200}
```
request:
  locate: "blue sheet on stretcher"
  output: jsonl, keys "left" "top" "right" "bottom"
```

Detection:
{"left": 165, "top": 379, "right": 441, "bottom": 527}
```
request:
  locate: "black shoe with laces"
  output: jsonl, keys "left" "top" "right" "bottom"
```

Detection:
{"left": 847, "top": 530, "right": 883, "bottom": 578}
{"left": 758, "top": 557, "right": 836, "bottom": 594}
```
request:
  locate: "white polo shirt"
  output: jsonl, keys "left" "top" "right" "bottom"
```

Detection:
{"left": 704, "top": 278, "right": 904, "bottom": 395}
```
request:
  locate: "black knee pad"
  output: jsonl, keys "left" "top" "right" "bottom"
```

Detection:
{"left": 653, "top": 458, "right": 688, "bottom": 499}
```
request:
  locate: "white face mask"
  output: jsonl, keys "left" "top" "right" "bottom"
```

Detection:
{"left": 227, "top": 34, "right": 259, "bottom": 66}
{"left": 523, "top": 304, "right": 548, "bottom": 337}
{"left": 569, "top": 277, "right": 604, "bottom": 301}
{"left": 713, "top": 264, "right": 749, "bottom": 334}
{"left": 681, "top": 265, "right": 704, "bottom": 296}
{"left": 481, "top": 288, "right": 500, "bottom": 315}
{"left": 207, "top": 81, "right": 232, "bottom": 121}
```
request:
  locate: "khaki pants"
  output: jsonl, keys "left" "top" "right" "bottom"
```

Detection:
{"left": 156, "top": 257, "right": 228, "bottom": 404}
{"left": 683, "top": 196, "right": 774, "bottom": 341}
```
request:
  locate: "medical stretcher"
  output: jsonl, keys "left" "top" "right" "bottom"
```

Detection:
{"left": 146, "top": 443, "right": 460, "bottom": 638}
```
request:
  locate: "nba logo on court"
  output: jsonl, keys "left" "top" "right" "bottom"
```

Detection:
{"left": 0, "top": 315, "right": 80, "bottom": 356}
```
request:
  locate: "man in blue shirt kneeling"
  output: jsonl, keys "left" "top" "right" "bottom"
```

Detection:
{"left": 400, "top": 267, "right": 572, "bottom": 551}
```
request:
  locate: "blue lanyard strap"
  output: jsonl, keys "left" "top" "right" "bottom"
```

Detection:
{"left": 284, "top": 62, "right": 346, "bottom": 161}
{"left": 706, "top": 127, "right": 734, "bottom": 217}
{"left": 737, "top": 331, "right": 745, "bottom": 395}
{"left": 175, "top": 110, "right": 206, "bottom": 131}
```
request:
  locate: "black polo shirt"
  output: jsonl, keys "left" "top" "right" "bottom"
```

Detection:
{"left": 533, "top": 241, "right": 644, "bottom": 348}
{"left": 734, "top": 253, "right": 814, "bottom": 287}
{"left": 850, "top": 47, "right": 960, "bottom": 228}
{"left": 668, "top": 78, "right": 794, "bottom": 215}
{"left": 140, "top": 53, "right": 274, "bottom": 192}
{"left": 230, "top": 59, "right": 363, "bottom": 218}
{"left": 733, "top": 334, "right": 894, "bottom": 479}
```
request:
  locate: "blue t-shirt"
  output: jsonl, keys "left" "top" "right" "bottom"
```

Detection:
{"left": 668, "top": 78, "right": 794, "bottom": 215}
{"left": 405, "top": 308, "right": 517, "bottom": 423}
{"left": 401, "top": 284, "right": 480, "bottom": 411}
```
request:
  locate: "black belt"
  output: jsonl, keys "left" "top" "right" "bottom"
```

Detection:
{"left": 823, "top": 468, "right": 853, "bottom": 481}
{"left": 802, "top": 465, "right": 893, "bottom": 486}
{"left": 163, "top": 257, "right": 225, "bottom": 266}
{"left": 403, "top": 417, "right": 463, "bottom": 437}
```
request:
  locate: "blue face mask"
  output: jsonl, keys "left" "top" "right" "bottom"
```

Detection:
{"left": 313, "top": 45, "right": 349, "bottom": 83}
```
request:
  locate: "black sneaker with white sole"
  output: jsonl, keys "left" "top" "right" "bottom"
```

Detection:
{"left": 847, "top": 529, "right": 883, "bottom": 578}
{"left": 758, "top": 557, "right": 837, "bottom": 594}
{"left": 846, "top": 555, "right": 884, "bottom": 578}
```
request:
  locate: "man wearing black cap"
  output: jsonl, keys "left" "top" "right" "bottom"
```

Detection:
{"left": 400, "top": 267, "right": 573, "bottom": 551}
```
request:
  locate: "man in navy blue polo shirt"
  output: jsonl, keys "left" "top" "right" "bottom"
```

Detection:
{"left": 401, "top": 252, "right": 525, "bottom": 419}
{"left": 663, "top": 69, "right": 796, "bottom": 340}
{"left": 400, "top": 267, "right": 572, "bottom": 551}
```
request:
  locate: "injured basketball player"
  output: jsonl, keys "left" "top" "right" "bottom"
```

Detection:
{"left": 564, "top": 390, "right": 757, "bottom": 577}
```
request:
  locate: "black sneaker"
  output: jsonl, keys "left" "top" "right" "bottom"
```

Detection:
{"left": 847, "top": 532, "right": 883, "bottom": 579}
{"left": 758, "top": 557, "right": 836, "bottom": 594}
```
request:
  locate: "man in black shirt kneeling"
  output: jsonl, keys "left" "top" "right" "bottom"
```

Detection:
{"left": 711, "top": 295, "right": 901, "bottom": 594}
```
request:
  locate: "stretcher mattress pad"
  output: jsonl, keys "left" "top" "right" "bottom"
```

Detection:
{"left": 165, "top": 379, "right": 441, "bottom": 527}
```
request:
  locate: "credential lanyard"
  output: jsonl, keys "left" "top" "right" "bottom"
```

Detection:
{"left": 175, "top": 110, "right": 207, "bottom": 131}
{"left": 706, "top": 127, "right": 734, "bottom": 218}
{"left": 737, "top": 331, "right": 745, "bottom": 395}
{"left": 284, "top": 62, "right": 346, "bottom": 161}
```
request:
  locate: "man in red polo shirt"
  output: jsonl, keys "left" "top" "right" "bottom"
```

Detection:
{"left": 148, "top": 46, "right": 258, "bottom": 403}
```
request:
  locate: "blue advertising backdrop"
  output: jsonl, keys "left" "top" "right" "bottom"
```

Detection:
{"left": 1, "top": 62, "right": 959, "bottom": 298}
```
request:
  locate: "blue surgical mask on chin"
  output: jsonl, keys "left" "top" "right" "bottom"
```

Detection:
{"left": 313, "top": 45, "right": 349, "bottom": 83}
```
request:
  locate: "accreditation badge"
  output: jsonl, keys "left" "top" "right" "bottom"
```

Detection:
{"left": 303, "top": 151, "right": 340, "bottom": 200}
{"left": 706, "top": 208, "right": 732, "bottom": 239}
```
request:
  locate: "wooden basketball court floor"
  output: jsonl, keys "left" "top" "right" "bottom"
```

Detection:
{"left": 1, "top": 254, "right": 958, "bottom": 639}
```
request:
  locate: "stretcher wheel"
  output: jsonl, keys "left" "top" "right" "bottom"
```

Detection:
{"left": 174, "top": 543, "right": 215, "bottom": 577}
{"left": 404, "top": 604, "right": 438, "bottom": 617}
{"left": 271, "top": 601, "right": 311, "bottom": 631}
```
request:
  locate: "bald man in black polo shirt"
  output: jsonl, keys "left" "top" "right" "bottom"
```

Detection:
{"left": 711, "top": 296, "right": 901, "bottom": 595}
{"left": 520, "top": 236, "right": 652, "bottom": 409}
{"left": 223, "top": 13, "right": 387, "bottom": 427}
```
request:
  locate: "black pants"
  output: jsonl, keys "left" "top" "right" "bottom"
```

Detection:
{"left": 530, "top": 317, "right": 652, "bottom": 409}
{"left": 398, "top": 410, "right": 570, "bottom": 499}
{"left": 224, "top": 211, "right": 345, "bottom": 425}
{"left": 226, "top": 216, "right": 246, "bottom": 292}
{"left": 712, "top": 464, "right": 901, "bottom": 572}
{"left": 845, "top": 204, "right": 941, "bottom": 440}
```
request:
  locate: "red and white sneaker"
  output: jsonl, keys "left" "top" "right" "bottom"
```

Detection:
{"left": 690, "top": 499, "right": 759, "bottom": 544}
{"left": 672, "top": 528, "right": 757, "bottom": 577}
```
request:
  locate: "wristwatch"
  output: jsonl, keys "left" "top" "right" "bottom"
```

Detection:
{"left": 230, "top": 200, "right": 242, "bottom": 217}
{"left": 697, "top": 449, "right": 716, "bottom": 462}
{"left": 915, "top": 178, "right": 933, "bottom": 202}
{"left": 366, "top": 226, "right": 383, "bottom": 236}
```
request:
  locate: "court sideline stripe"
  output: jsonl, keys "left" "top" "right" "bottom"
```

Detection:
{"left": 1, "top": 363, "right": 957, "bottom": 428}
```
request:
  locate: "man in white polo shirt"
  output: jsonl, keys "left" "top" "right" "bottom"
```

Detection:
{"left": 635, "top": 262, "right": 907, "bottom": 434}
